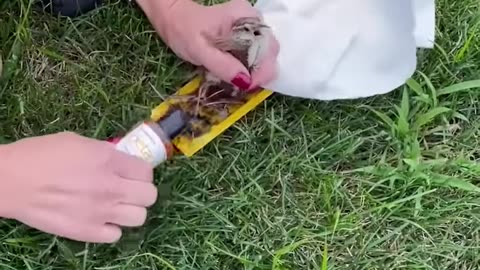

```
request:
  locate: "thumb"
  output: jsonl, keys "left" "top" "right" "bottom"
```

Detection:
{"left": 196, "top": 41, "right": 252, "bottom": 90}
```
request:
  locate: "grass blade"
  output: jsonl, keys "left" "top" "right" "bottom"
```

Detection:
{"left": 437, "top": 79, "right": 480, "bottom": 96}
{"left": 272, "top": 239, "right": 309, "bottom": 270}
{"left": 413, "top": 107, "right": 451, "bottom": 130}
{"left": 321, "top": 243, "right": 328, "bottom": 270}
{"left": 431, "top": 173, "right": 480, "bottom": 193}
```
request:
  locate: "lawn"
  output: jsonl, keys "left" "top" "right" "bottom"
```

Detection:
{"left": 1, "top": 0, "right": 480, "bottom": 269}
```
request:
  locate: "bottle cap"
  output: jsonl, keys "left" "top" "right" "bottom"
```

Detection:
{"left": 156, "top": 109, "right": 189, "bottom": 139}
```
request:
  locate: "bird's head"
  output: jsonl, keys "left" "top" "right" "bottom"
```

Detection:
{"left": 230, "top": 17, "right": 270, "bottom": 49}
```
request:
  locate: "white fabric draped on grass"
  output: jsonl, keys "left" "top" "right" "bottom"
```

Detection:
{"left": 254, "top": 0, "right": 436, "bottom": 100}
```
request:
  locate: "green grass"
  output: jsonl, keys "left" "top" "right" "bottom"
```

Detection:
{"left": 1, "top": 0, "right": 480, "bottom": 269}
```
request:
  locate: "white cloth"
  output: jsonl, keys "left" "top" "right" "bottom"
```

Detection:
{"left": 254, "top": 0, "right": 436, "bottom": 100}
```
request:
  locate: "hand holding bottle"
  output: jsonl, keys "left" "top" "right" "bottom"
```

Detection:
{"left": 0, "top": 132, "right": 157, "bottom": 243}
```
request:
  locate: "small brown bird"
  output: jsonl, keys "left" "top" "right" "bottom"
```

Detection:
{"left": 202, "top": 16, "right": 271, "bottom": 93}
{"left": 169, "top": 17, "right": 271, "bottom": 138}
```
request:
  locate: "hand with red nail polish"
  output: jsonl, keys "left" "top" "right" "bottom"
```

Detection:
{"left": 136, "top": 0, "right": 279, "bottom": 89}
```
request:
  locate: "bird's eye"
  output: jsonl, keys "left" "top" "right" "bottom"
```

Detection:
{"left": 243, "top": 27, "right": 250, "bottom": 32}
{"left": 253, "top": 30, "right": 261, "bottom": 36}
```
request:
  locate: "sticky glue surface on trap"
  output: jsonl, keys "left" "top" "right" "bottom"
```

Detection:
{"left": 150, "top": 76, "right": 273, "bottom": 157}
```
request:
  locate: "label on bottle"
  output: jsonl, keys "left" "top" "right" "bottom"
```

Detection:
{"left": 114, "top": 122, "right": 168, "bottom": 167}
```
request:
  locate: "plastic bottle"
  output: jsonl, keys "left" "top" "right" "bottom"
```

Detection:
{"left": 108, "top": 109, "right": 188, "bottom": 167}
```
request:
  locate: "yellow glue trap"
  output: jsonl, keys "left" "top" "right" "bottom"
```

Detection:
{"left": 151, "top": 76, "right": 273, "bottom": 157}
{"left": 112, "top": 76, "right": 273, "bottom": 166}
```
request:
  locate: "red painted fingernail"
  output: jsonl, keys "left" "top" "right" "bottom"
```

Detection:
{"left": 106, "top": 137, "right": 121, "bottom": 144}
{"left": 231, "top": 73, "right": 251, "bottom": 90}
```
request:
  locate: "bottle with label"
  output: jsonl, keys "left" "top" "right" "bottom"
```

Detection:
{"left": 108, "top": 109, "right": 188, "bottom": 167}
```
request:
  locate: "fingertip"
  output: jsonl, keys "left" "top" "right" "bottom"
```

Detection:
{"left": 250, "top": 60, "right": 278, "bottom": 90}
{"left": 231, "top": 72, "right": 252, "bottom": 90}
{"left": 106, "top": 137, "right": 121, "bottom": 144}
{"left": 117, "top": 178, "right": 158, "bottom": 207}
{"left": 109, "top": 204, "right": 148, "bottom": 227}
{"left": 100, "top": 224, "right": 122, "bottom": 243}
{"left": 145, "top": 183, "right": 159, "bottom": 207}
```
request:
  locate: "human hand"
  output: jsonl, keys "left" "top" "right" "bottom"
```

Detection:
{"left": 137, "top": 0, "right": 280, "bottom": 91}
{"left": 0, "top": 132, "right": 156, "bottom": 243}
